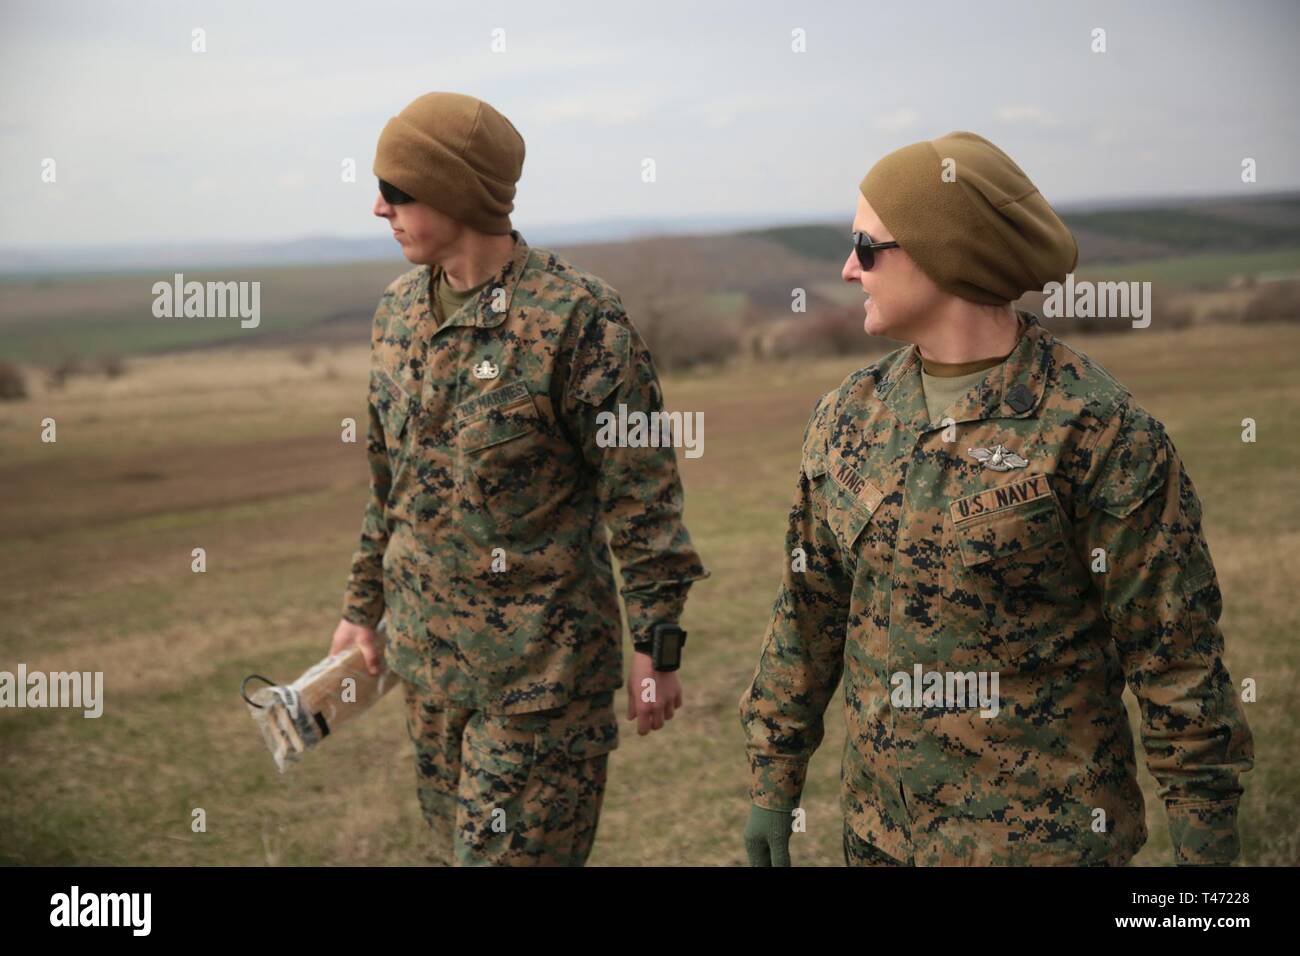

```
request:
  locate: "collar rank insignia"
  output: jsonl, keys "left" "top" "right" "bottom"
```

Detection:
{"left": 472, "top": 359, "right": 499, "bottom": 380}
{"left": 968, "top": 444, "right": 1028, "bottom": 471}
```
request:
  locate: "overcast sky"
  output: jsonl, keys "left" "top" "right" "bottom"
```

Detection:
{"left": 2, "top": 0, "right": 1298, "bottom": 249}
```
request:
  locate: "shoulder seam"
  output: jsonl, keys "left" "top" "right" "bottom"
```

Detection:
{"left": 525, "top": 246, "right": 620, "bottom": 304}
{"left": 1078, "top": 391, "right": 1130, "bottom": 459}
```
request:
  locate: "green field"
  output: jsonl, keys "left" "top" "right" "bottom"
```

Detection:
{"left": 0, "top": 262, "right": 401, "bottom": 364}
{"left": 1075, "top": 247, "right": 1300, "bottom": 287}
{"left": 4, "top": 194, "right": 1298, "bottom": 368}
{"left": 0, "top": 322, "right": 1296, "bottom": 865}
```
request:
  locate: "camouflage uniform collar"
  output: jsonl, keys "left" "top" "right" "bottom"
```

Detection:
{"left": 874, "top": 308, "right": 1051, "bottom": 431}
{"left": 428, "top": 229, "right": 531, "bottom": 330}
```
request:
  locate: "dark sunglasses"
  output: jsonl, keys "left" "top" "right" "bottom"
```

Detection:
{"left": 378, "top": 178, "right": 415, "bottom": 205}
{"left": 852, "top": 230, "right": 900, "bottom": 270}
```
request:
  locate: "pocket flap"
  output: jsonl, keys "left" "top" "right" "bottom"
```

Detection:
{"left": 1179, "top": 542, "right": 1217, "bottom": 600}
{"left": 459, "top": 393, "right": 540, "bottom": 453}
{"left": 541, "top": 694, "right": 619, "bottom": 759}
{"left": 802, "top": 445, "right": 828, "bottom": 482}
{"left": 953, "top": 496, "right": 1062, "bottom": 567}
{"left": 373, "top": 368, "right": 412, "bottom": 438}
{"left": 566, "top": 718, "right": 619, "bottom": 759}
{"left": 383, "top": 401, "right": 410, "bottom": 441}
{"left": 474, "top": 699, "right": 619, "bottom": 762}
{"left": 826, "top": 501, "right": 874, "bottom": 553}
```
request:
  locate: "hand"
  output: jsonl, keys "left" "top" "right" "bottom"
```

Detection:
{"left": 625, "top": 651, "right": 682, "bottom": 736}
{"left": 744, "top": 805, "right": 794, "bottom": 867}
{"left": 330, "top": 618, "right": 384, "bottom": 676}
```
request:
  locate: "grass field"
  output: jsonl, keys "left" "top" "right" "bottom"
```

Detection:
{"left": 1, "top": 320, "right": 1296, "bottom": 866}
{"left": 0, "top": 262, "right": 400, "bottom": 364}
{"left": 1074, "top": 247, "right": 1300, "bottom": 287}
{"left": 4, "top": 237, "right": 1299, "bottom": 366}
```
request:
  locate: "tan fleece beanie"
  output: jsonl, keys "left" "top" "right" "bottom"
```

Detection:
{"left": 859, "top": 131, "right": 1077, "bottom": 305}
{"left": 374, "top": 92, "right": 525, "bottom": 234}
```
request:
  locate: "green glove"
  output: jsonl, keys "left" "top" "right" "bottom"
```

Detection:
{"left": 744, "top": 805, "right": 795, "bottom": 866}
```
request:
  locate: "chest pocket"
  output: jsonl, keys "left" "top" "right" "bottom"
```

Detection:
{"left": 373, "top": 368, "right": 413, "bottom": 473}
{"left": 456, "top": 388, "right": 553, "bottom": 535}
{"left": 806, "top": 447, "right": 883, "bottom": 558}
{"left": 949, "top": 474, "right": 1074, "bottom": 636}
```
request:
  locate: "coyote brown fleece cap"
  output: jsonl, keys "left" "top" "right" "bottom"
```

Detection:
{"left": 858, "top": 131, "right": 1077, "bottom": 305}
{"left": 374, "top": 92, "right": 525, "bottom": 234}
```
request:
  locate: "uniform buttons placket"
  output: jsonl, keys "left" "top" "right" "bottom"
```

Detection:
{"left": 887, "top": 429, "right": 925, "bottom": 835}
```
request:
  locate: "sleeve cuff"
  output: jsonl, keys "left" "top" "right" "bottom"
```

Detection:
{"left": 746, "top": 753, "right": 807, "bottom": 812}
{"left": 623, "top": 582, "right": 694, "bottom": 646}
{"left": 1167, "top": 798, "right": 1242, "bottom": 865}
{"left": 341, "top": 599, "right": 384, "bottom": 630}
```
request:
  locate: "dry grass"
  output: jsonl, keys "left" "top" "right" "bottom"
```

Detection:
{"left": 1, "top": 321, "right": 1296, "bottom": 866}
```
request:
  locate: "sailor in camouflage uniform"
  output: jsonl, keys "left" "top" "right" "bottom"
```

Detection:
{"left": 332, "top": 92, "right": 707, "bottom": 866}
{"left": 741, "top": 132, "right": 1253, "bottom": 867}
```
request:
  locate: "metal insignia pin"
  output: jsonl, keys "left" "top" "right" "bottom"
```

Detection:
{"left": 968, "top": 444, "right": 1028, "bottom": 471}
{"left": 472, "top": 359, "right": 499, "bottom": 380}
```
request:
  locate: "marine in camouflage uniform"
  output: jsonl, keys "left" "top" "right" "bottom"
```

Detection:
{"left": 341, "top": 93, "right": 706, "bottom": 865}
{"left": 403, "top": 681, "right": 618, "bottom": 866}
{"left": 740, "top": 131, "right": 1253, "bottom": 867}
{"left": 344, "top": 231, "right": 706, "bottom": 864}
{"left": 740, "top": 308, "right": 1254, "bottom": 867}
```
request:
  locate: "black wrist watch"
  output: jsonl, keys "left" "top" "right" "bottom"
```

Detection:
{"left": 634, "top": 623, "right": 687, "bottom": 672}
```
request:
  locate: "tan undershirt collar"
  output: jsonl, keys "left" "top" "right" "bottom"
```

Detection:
{"left": 918, "top": 353, "right": 1010, "bottom": 377}
{"left": 917, "top": 314, "right": 1026, "bottom": 377}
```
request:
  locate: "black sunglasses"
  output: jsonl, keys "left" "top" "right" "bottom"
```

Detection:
{"left": 378, "top": 178, "right": 415, "bottom": 205}
{"left": 852, "top": 230, "right": 900, "bottom": 270}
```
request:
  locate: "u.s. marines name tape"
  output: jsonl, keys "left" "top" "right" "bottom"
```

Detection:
{"left": 454, "top": 380, "right": 530, "bottom": 423}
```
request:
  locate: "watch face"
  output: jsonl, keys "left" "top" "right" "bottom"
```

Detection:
{"left": 656, "top": 634, "right": 681, "bottom": 669}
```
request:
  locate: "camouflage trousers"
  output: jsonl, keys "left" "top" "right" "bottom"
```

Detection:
{"left": 843, "top": 822, "right": 913, "bottom": 867}
{"left": 402, "top": 680, "right": 619, "bottom": 866}
{"left": 841, "top": 819, "right": 1132, "bottom": 867}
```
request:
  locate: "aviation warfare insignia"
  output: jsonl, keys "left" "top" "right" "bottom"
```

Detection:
{"left": 968, "top": 444, "right": 1028, "bottom": 471}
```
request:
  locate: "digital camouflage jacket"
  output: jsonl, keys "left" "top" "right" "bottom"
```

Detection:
{"left": 739, "top": 310, "right": 1253, "bottom": 865}
{"left": 342, "top": 232, "right": 708, "bottom": 713}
